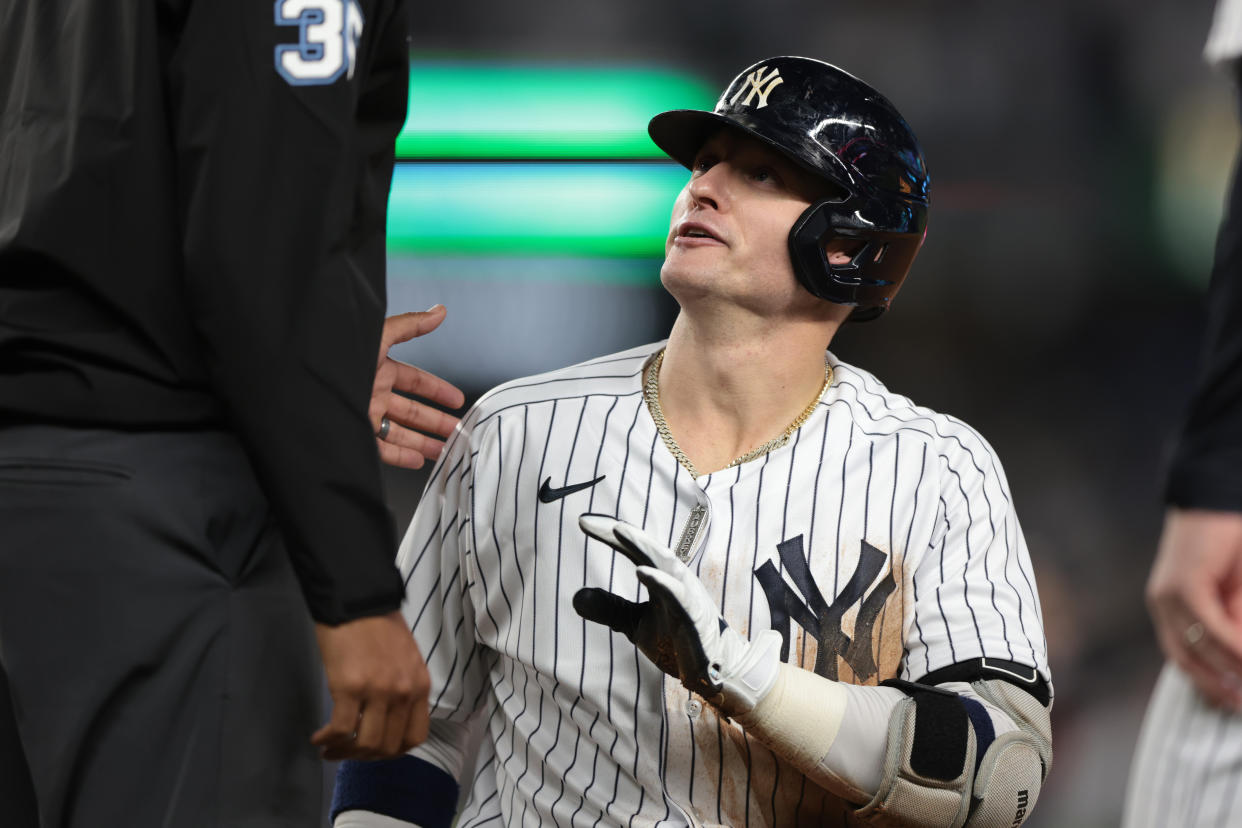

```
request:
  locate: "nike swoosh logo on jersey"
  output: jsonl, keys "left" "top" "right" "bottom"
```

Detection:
{"left": 539, "top": 475, "right": 606, "bottom": 503}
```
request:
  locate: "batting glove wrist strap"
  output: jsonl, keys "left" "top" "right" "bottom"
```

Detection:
{"left": 575, "top": 514, "right": 781, "bottom": 716}
{"left": 712, "top": 624, "right": 782, "bottom": 714}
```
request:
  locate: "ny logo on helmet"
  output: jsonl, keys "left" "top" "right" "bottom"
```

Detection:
{"left": 729, "top": 66, "right": 784, "bottom": 109}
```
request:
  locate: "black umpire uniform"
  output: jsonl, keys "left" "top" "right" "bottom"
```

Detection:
{"left": 1165, "top": 62, "right": 1242, "bottom": 512}
{"left": 0, "top": 1, "right": 409, "bottom": 825}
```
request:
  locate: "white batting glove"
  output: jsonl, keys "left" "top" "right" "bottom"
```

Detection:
{"left": 575, "top": 514, "right": 782, "bottom": 717}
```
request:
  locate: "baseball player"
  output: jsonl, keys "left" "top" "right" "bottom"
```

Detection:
{"left": 1122, "top": 2, "right": 1242, "bottom": 825}
{"left": 332, "top": 56, "right": 1052, "bottom": 827}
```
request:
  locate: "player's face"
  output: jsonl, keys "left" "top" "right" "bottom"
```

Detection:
{"left": 660, "top": 129, "right": 836, "bottom": 315}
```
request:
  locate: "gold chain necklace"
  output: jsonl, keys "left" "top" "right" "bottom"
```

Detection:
{"left": 644, "top": 348, "right": 833, "bottom": 479}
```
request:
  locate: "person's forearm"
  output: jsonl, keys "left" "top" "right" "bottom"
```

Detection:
{"left": 735, "top": 664, "right": 898, "bottom": 802}
{"left": 736, "top": 665, "right": 1023, "bottom": 805}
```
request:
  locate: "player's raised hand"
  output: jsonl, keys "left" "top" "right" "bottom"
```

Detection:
{"left": 371, "top": 305, "right": 466, "bottom": 470}
{"left": 312, "top": 612, "right": 431, "bottom": 760}
{"left": 574, "top": 514, "right": 781, "bottom": 717}
{"left": 1147, "top": 508, "right": 1242, "bottom": 709}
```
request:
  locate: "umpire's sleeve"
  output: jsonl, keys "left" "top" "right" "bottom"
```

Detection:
{"left": 1166, "top": 151, "right": 1242, "bottom": 512}
{"left": 164, "top": 0, "right": 410, "bottom": 623}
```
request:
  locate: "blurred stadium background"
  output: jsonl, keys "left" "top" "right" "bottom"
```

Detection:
{"left": 331, "top": 1, "right": 1238, "bottom": 824}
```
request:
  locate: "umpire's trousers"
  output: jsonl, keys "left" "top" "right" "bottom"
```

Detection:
{"left": 0, "top": 424, "right": 322, "bottom": 827}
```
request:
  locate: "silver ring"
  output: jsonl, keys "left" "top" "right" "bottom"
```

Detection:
{"left": 1186, "top": 621, "right": 1206, "bottom": 646}
{"left": 378, "top": 416, "right": 391, "bottom": 440}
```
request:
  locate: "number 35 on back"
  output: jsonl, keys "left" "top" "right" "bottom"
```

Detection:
{"left": 274, "top": 0, "right": 364, "bottom": 86}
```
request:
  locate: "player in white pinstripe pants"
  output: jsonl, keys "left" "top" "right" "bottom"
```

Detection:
{"left": 331, "top": 56, "right": 1053, "bottom": 827}
{"left": 1123, "top": 2, "right": 1242, "bottom": 825}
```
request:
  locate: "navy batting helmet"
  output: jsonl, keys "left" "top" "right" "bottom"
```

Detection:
{"left": 648, "top": 56, "right": 929, "bottom": 321}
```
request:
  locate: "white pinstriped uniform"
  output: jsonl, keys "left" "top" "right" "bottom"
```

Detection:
{"left": 1123, "top": 665, "right": 1242, "bottom": 827}
{"left": 400, "top": 341, "right": 1049, "bottom": 827}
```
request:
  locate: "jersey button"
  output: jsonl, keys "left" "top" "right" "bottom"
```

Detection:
{"left": 685, "top": 698, "right": 703, "bottom": 718}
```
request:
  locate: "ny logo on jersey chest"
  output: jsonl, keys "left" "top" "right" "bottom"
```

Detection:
{"left": 754, "top": 535, "right": 896, "bottom": 682}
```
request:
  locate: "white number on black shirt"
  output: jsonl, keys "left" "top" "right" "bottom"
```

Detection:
{"left": 274, "top": 0, "right": 363, "bottom": 85}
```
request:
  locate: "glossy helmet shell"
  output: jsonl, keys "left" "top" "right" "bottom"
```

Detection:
{"left": 648, "top": 56, "right": 929, "bottom": 321}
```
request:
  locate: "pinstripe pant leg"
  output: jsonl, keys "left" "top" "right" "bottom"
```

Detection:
{"left": 1123, "top": 663, "right": 1242, "bottom": 827}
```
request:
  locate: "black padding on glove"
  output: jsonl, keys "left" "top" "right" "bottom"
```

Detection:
{"left": 573, "top": 582, "right": 718, "bottom": 695}
{"left": 573, "top": 588, "right": 644, "bottom": 639}
{"left": 882, "top": 679, "right": 969, "bottom": 782}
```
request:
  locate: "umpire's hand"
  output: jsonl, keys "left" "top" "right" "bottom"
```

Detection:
{"left": 311, "top": 612, "right": 430, "bottom": 759}
{"left": 370, "top": 305, "right": 465, "bottom": 470}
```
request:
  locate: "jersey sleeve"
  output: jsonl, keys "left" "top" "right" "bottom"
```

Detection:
{"left": 904, "top": 430, "right": 1050, "bottom": 685}
{"left": 397, "top": 410, "right": 492, "bottom": 723}
{"left": 162, "top": 0, "right": 411, "bottom": 622}
{"left": 330, "top": 414, "right": 490, "bottom": 828}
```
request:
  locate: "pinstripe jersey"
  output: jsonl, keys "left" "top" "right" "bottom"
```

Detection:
{"left": 399, "top": 341, "right": 1049, "bottom": 827}
{"left": 1123, "top": 663, "right": 1242, "bottom": 827}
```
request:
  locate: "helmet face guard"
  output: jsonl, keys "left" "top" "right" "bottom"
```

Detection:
{"left": 788, "top": 196, "right": 927, "bottom": 321}
{"left": 649, "top": 56, "right": 930, "bottom": 321}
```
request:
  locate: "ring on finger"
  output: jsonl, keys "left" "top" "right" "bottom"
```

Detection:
{"left": 1186, "top": 621, "right": 1206, "bottom": 646}
{"left": 378, "top": 416, "right": 391, "bottom": 441}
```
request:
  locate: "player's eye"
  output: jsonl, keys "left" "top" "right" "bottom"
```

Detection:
{"left": 691, "top": 154, "right": 718, "bottom": 175}
{"left": 750, "top": 166, "right": 782, "bottom": 187}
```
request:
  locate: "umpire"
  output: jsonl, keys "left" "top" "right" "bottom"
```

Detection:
{"left": 0, "top": 1, "right": 431, "bottom": 825}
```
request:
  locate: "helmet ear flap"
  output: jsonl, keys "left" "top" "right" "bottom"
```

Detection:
{"left": 788, "top": 200, "right": 924, "bottom": 322}
{"left": 790, "top": 200, "right": 879, "bottom": 308}
{"left": 789, "top": 201, "right": 842, "bottom": 302}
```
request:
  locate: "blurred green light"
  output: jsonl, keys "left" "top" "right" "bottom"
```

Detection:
{"left": 387, "top": 162, "right": 689, "bottom": 256}
{"left": 387, "top": 255, "right": 663, "bottom": 286}
{"left": 399, "top": 62, "right": 717, "bottom": 159}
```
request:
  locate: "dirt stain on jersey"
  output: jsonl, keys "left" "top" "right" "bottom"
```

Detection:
{"left": 872, "top": 551, "right": 907, "bottom": 682}
{"left": 839, "top": 551, "right": 909, "bottom": 685}
{"left": 836, "top": 548, "right": 905, "bottom": 685}
{"left": 666, "top": 542, "right": 910, "bottom": 827}
{"left": 793, "top": 626, "right": 817, "bottom": 672}
{"left": 684, "top": 700, "right": 860, "bottom": 826}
